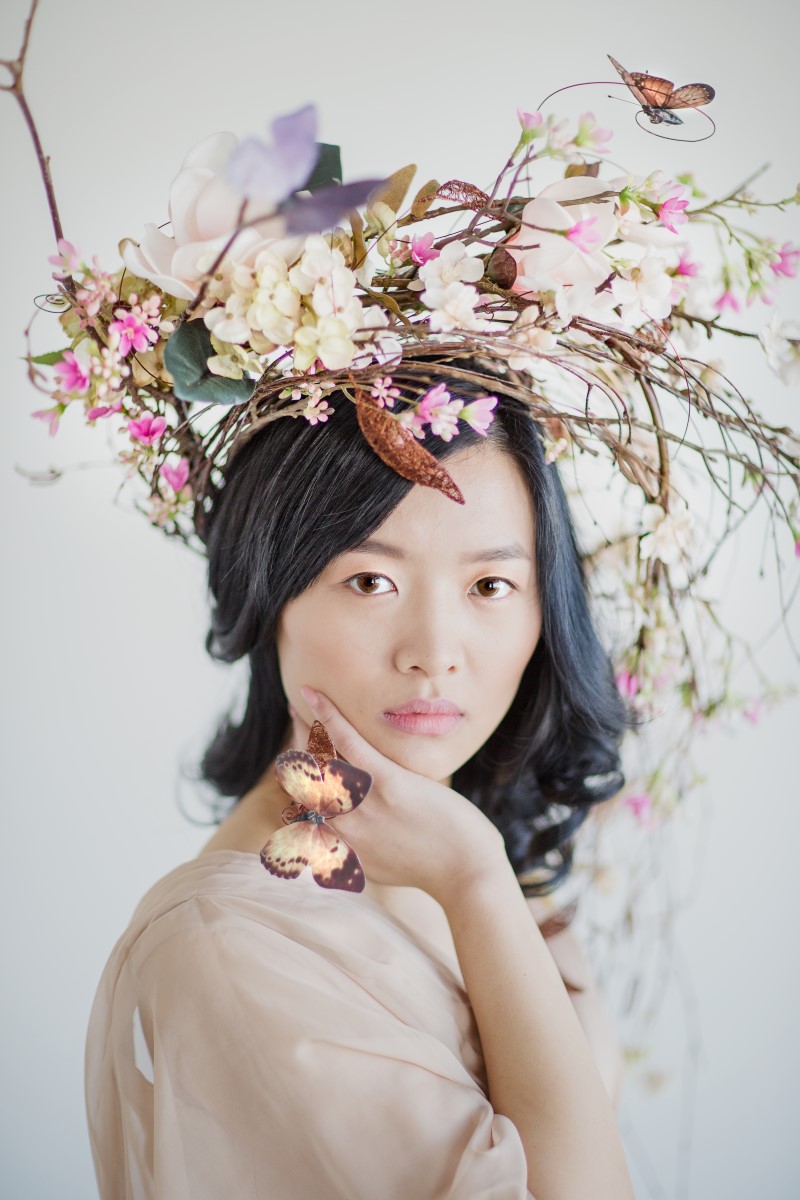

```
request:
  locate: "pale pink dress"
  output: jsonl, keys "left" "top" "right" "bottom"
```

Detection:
{"left": 85, "top": 849, "right": 535, "bottom": 1199}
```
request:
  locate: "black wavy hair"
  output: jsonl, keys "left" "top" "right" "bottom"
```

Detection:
{"left": 198, "top": 365, "right": 632, "bottom": 895}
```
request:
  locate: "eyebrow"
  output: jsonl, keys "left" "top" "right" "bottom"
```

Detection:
{"left": 344, "top": 537, "right": 532, "bottom": 564}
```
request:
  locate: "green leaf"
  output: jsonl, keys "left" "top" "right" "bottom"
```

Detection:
{"left": 28, "top": 348, "right": 71, "bottom": 365}
{"left": 164, "top": 321, "right": 254, "bottom": 407}
{"left": 304, "top": 143, "right": 342, "bottom": 192}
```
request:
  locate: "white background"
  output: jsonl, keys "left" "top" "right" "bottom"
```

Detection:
{"left": 2, "top": 1, "right": 798, "bottom": 1196}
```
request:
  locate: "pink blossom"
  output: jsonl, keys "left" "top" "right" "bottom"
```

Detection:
{"left": 623, "top": 792, "right": 653, "bottom": 823}
{"left": 53, "top": 350, "right": 90, "bottom": 395}
{"left": 161, "top": 459, "right": 190, "bottom": 494}
{"left": 88, "top": 399, "right": 124, "bottom": 421}
{"left": 715, "top": 290, "right": 741, "bottom": 314}
{"left": 370, "top": 376, "right": 402, "bottom": 408}
{"left": 395, "top": 409, "right": 428, "bottom": 440}
{"left": 675, "top": 253, "right": 700, "bottom": 277}
{"left": 564, "top": 215, "right": 600, "bottom": 253}
{"left": 769, "top": 242, "right": 800, "bottom": 279}
{"left": 109, "top": 310, "right": 159, "bottom": 357}
{"left": 574, "top": 112, "right": 612, "bottom": 154}
{"left": 657, "top": 192, "right": 690, "bottom": 234}
{"left": 411, "top": 233, "right": 440, "bottom": 266}
{"left": 48, "top": 239, "right": 82, "bottom": 278}
{"left": 796, "top": 537, "right": 800, "bottom": 559}
{"left": 517, "top": 108, "right": 544, "bottom": 131}
{"left": 615, "top": 669, "right": 640, "bottom": 699}
{"left": 32, "top": 406, "right": 62, "bottom": 437}
{"left": 417, "top": 382, "right": 451, "bottom": 421}
{"left": 742, "top": 697, "right": 766, "bottom": 724}
{"left": 128, "top": 413, "right": 167, "bottom": 445}
{"left": 460, "top": 395, "right": 498, "bottom": 436}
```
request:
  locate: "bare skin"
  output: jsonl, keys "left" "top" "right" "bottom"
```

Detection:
{"left": 199, "top": 441, "right": 633, "bottom": 1196}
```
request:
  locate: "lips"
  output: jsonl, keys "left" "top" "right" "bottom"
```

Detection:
{"left": 384, "top": 698, "right": 462, "bottom": 716}
{"left": 381, "top": 698, "right": 463, "bottom": 737}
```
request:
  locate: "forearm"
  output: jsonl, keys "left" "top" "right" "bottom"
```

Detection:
{"left": 442, "top": 863, "right": 634, "bottom": 1200}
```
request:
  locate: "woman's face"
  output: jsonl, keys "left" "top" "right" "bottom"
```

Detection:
{"left": 275, "top": 439, "right": 542, "bottom": 786}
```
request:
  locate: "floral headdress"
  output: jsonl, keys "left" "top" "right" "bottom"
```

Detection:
{"left": 8, "top": 15, "right": 800, "bottom": 814}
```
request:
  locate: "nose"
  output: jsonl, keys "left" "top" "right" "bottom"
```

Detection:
{"left": 392, "top": 589, "right": 466, "bottom": 677}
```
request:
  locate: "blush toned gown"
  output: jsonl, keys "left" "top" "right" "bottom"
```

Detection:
{"left": 85, "top": 849, "right": 536, "bottom": 1199}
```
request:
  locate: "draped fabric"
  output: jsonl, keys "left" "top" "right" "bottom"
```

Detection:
{"left": 85, "top": 850, "right": 535, "bottom": 1199}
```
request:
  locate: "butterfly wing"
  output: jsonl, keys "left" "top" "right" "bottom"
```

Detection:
{"left": 663, "top": 83, "right": 715, "bottom": 110}
{"left": 629, "top": 72, "right": 676, "bottom": 108}
{"left": 274, "top": 749, "right": 326, "bottom": 810}
{"left": 316, "top": 758, "right": 373, "bottom": 819}
{"left": 309, "top": 823, "right": 366, "bottom": 892}
{"left": 260, "top": 821, "right": 318, "bottom": 880}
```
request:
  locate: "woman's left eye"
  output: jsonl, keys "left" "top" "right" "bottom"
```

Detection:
{"left": 471, "top": 577, "right": 515, "bottom": 599}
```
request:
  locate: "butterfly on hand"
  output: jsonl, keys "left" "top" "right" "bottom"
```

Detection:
{"left": 608, "top": 55, "right": 715, "bottom": 126}
{"left": 260, "top": 719, "right": 372, "bottom": 892}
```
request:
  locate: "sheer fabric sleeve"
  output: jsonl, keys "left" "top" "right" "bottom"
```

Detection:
{"left": 118, "top": 894, "right": 535, "bottom": 1200}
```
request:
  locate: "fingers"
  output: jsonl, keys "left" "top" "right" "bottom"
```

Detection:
{"left": 299, "top": 685, "right": 381, "bottom": 773}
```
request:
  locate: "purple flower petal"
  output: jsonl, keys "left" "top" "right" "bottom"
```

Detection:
{"left": 225, "top": 104, "right": 320, "bottom": 204}
{"left": 284, "top": 178, "right": 386, "bottom": 235}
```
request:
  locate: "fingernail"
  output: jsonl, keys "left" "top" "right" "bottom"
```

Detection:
{"left": 300, "top": 685, "right": 319, "bottom": 708}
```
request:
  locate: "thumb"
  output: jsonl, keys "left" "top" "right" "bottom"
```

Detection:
{"left": 300, "top": 685, "right": 384, "bottom": 774}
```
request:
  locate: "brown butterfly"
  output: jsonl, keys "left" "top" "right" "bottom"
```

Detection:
{"left": 608, "top": 55, "right": 715, "bottom": 126}
{"left": 260, "top": 719, "right": 372, "bottom": 892}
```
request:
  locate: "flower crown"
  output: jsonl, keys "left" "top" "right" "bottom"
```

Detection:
{"left": 8, "top": 21, "right": 800, "bottom": 822}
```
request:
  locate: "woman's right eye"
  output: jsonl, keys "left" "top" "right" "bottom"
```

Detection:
{"left": 345, "top": 573, "right": 394, "bottom": 596}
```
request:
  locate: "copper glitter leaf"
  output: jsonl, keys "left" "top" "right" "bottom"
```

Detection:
{"left": 355, "top": 397, "right": 465, "bottom": 504}
{"left": 306, "top": 719, "right": 337, "bottom": 774}
{"left": 565, "top": 161, "right": 601, "bottom": 179}
{"left": 435, "top": 180, "right": 491, "bottom": 210}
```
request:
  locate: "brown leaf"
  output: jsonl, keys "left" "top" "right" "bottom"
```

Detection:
{"left": 355, "top": 396, "right": 465, "bottom": 504}
{"left": 349, "top": 210, "right": 367, "bottom": 267}
{"left": 435, "top": 179, "right": 491, "bottom": 210}
{"left": 487, "top": 247, "right": 518, "bottom": 289}
{"left": 565, "top": 161, "right": 601, "bottom": 179}
{"left": 369, "top": 164, "right": 417, "bottom": 214}
{"left": 410, "top": 179, "right": 440, "bottom": 218}
{"left": 307, "top": 720, "right": 337, "bottom": 774}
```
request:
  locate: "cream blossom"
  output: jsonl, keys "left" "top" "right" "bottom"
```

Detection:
{"left": 611, "top": 251, "right": 673, "bottom": 327}
{"left": 293, "top": 314, "right": 356, "bottom": 371}
{"left": 204, "top": 245, "right": 302, "bottom": 347}
{"left": 352, "top": 306, "right": 403, "bottom": 367}
{"left": 639, "top": 502, "right": 694, "bottom": 566}
{"left": 122, "top": 131, "right": 293, "bottom": 301}
{"left": 759, "top": 311, "right": 800, "bottom": 386}
{"left": 415, "top": 240, "right": 484, "bottom": 303}
{"left": 424, "top": 280, "right": 484, "bottom": 332}
{"left": 506, "top": 305, "right": 559, "bottom": 370}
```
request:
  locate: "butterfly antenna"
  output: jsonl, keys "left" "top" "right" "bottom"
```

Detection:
{"left": 535, "top": 78, "right": 628, "bottom": 112}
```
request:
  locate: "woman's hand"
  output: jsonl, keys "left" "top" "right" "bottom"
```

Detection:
{"left": 285, "top": 686, "right": 509, "bottom": 904}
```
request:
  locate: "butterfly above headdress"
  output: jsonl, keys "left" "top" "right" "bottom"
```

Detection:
{"left": 260, "top": 719, "right": 373, "bottom": 892}
{"left": 608, "top": 54, "right": 715, "bottom": 125}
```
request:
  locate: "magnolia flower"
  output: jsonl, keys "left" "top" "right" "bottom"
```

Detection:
{"left": 506, "top": 305, "right": 558, "bottom": 370}
{"left": 122, "top": 131, "right": 291, "bottom": 301}
{"left": 639, "top": 502, "right": 693, "bottom": 566}
{"left": 759, "top": 311, "right": 800, "bottom": 385}
{"left": 505, "top": 176, "right": 619, "bottom": 319}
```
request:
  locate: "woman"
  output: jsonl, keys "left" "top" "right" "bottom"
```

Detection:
{"left": 85, "top": 372, "right": 635, "bottom": 1198}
